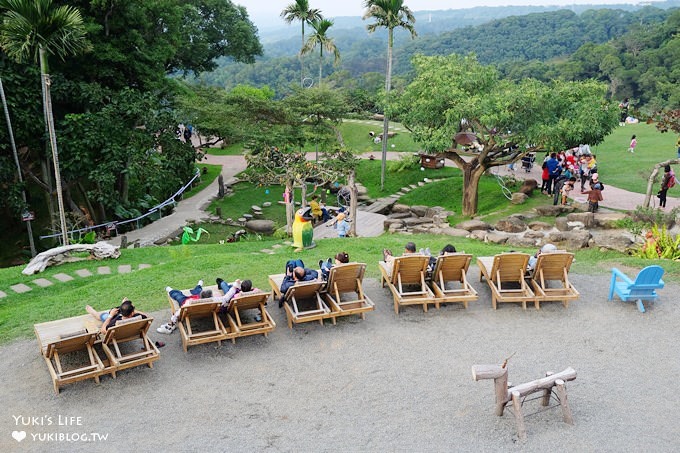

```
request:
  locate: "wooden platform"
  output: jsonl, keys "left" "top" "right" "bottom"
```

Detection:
{"left": 314, "top": 210, "right": 386, "bottom": 238}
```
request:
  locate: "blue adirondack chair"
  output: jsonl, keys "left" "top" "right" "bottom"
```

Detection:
{"left": 608, "top": 266, "right": 665, "bottom": 313}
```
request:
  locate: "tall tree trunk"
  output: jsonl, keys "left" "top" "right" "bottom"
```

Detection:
{"left": 40, "top": 158, "right": 55, "bottom": 225}
{"left": 40, "top": 47, "right": 69, "bottom": 245}
{"left": 462, "top": 164, "right": 486, "bottom": 217}
{"left": 380, "top": 28, "right": 393, "bottom": 191}
{"left": 0, "top": 77, "right": 37, "bottom": 257}
{"left": 319, "top": 47, "right": 323, "bottom": 87}
{"left": 285, "top": 180, "right": 294, "bottom": 235}
{"left": 348, "top": 170, "right": 358, "bottom": 237}
{"left": 77, "top": 181, "right": 98, "bottom": 224}
{"left": 300, "top": 22, "right": 305, "bottom": 87}
{"left": 301, "top": 182, "right": 307, "bottom": 208}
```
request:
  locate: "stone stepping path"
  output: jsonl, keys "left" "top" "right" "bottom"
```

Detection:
{"left": 33, "top": 278, "right": 53, "bottom": 288}
{"left": 1, "top": 263, "right": 153, "bottom": 299}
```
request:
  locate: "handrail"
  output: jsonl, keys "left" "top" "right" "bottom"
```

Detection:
{"left": 39, "top": 168, "right": 201, "bottom": 240}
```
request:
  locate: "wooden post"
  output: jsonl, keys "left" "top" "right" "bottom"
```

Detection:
{"left": 216, "top": 207, "right": 222, "bottom": 218}
{"left": 554, "top": 379, "right": 574, "bottom": 425}
{"left": 542, "top": 371, "right": 554, "bottom": 406}
{"left": 511, "top": 391, "right": 527, "bottom": 441}
{"left": 120, "top": 235, "right": 128, "bottom": 249}
{"left": 218, "top": 174, "right": 224, "bottom": 198}
{"left": 471, "top": 365, "right": 509, "bottom": 415}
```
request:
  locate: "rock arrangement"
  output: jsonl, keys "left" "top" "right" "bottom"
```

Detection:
{"left": 380, "top": 199, "right": 680, "bottom": 253}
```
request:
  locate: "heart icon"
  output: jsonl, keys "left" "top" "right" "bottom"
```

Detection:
{"left": 12, "top": 430, "right": 26, "bottom": 442}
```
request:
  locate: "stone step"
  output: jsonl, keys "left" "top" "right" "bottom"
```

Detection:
{"left": 11, "top": 283, "right": 32, "bottom": 293}
{"left": 75, "top": 269, "right": 93, "bottom": 278}
{"left": 33, "top": 278, "right": 53, "bottom": 288}
{"left": 53, "top": 273, "right": 74, "bottom": 282}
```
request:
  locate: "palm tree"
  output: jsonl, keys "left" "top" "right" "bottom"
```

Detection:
{"left": 0, "top": 0, "right": 89, "bottom": 246}
{"left": 280, "top": 0, "right": 323, "bottom": 87}
{"left": 363, "top": 0, "right": 416, "bottom": 191}
{"left": 301, "top": 19, "right": 340, "bottom": 87}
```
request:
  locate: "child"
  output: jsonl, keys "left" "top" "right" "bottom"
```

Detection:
{"left": 628, "top": 135, "right": 637, "bottom": 153}
{"left": 540, "top": 161, "right": 549, "bottom": 194}
{"left": 319, "top": 252, "right": 350, "bottom": 280}
{"left": 582, "top": 180, "right": 603, "bottom": 213}
{"left": 561, "top": 177, "right": 576, "bottom": 205}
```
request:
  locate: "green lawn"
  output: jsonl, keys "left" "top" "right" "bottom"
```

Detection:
{"left": 203, "top": 141, "right": 245, "bottom": 156}
{"left": 208, "top": 181, "right": 288, "bottom": 227}
{"left": 1, "top": 234, "right": 676, "bottom": 345}
{"left": 356, "top": 159, "right": 459, "bottom": 198}
{"left": 338, "top": 121, "right": 419, "bottom": 154}
{"left": 181, "top": 164, "right": 222, "bottom": 199}
{"left": 592, "top": 123, "right": 678, "bottom": 194}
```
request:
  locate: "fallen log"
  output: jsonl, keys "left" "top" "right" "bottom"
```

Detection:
{"left": 23, "top": 242, "right": 121, "bottom": 275}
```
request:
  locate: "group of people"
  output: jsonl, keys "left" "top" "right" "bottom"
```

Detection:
{"left": 276, "top": 252, "right": 351, "bottom": 307}
{"left": 539, "top": 148, "right": 604, "bottom": 212}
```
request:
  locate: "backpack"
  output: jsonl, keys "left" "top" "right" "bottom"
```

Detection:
{"left": 668, "top": 173, "right": 677, "bottom": 188}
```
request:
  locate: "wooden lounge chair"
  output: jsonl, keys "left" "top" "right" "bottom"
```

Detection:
{"left": 608, "top": 265, "right": 665, "bottom": 313}
{"left": 379, "top": 254, "right": 435, "bottom": 314}
{"left": 226, "top": 291, "right": 276, "bottom": 339}
{"left": 167, "top": 286, "right": 229, "bottom": 352}
{"left": 41, "top": 331, "right": 104, "bottom": 394}
{"left": 282, "top": 281, "right": 329, "bottom": 329}
{"left": 477, "top": 253, "right": 535, "bottom": 310}
{"left": 101, "top": 317, "right": 159, "bottom": 378}
{"left": 529, "top": 251, "right": 580, "bottom": 309}
{"left": 428, "top": 253, "right": 478, "bottom": 309}
{"left": 323, "top": 263, "right": 374, "bottom": 320}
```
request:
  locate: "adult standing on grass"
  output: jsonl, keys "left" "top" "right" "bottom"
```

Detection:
{"left": 676, "top": 136, "right": 680, "bottom": 158}
{"left": 628, "top": 135, "right": 637, "bottom": 154}
{"left": 545, "top": 152, "right": 560, "bottom": 195}
{"left": 658, "top": 165, "right": 675, "bottom": 209}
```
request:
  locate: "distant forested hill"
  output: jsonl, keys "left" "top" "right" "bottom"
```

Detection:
{"left": 196, "top": 3, "right": 679, "bottom": 110}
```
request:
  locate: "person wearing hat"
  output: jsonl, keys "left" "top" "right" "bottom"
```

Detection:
{"left": 582, "top": 174, "right": 604, "bottom": 212}
{"left": 334, "top": 212, "right": 350, "bottom": 238}
{"left": 528, "top": 244, "right": 558, "bottom": 271}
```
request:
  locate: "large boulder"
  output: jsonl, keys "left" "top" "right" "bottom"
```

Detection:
{"left": 555, "top": 217, "right": 587, "bottom": 232}
{"left": 245, "top": 219, "right": 275, "bottom": 235}
{"left": 403, "top": 217, "right": 433, "bottom": 226}
{"left": 511, "top": 193, "right": 529, "bottom": 204}
{"left": 439, "top": 227, "right": 470, "bottom": 237}
{"left": 547, "top": 230, "right": 591, "bottom": 249}
{"left": 469, "top": 230, "right": 487, "bottom": 241}
{"left": 566, "top": 212, "right": 595, "bottom": 228}
{"left": 590, "top": 230, "right": 636, "bottom": 253}
{"left": 507, "top": 236, "right": 538, "bottom": 247}
{"left": 410, "top": 205, "right": 429, "bottom": 217}
{"left": 495, "top": 216, "right": 528, "bottom": 233}
{"left": 387, "top": 212, "right": 411, "bottom": 220}
{"left": 391, "top": 203, "right": 411, "bottom": 213}
{"left": 518, "top": 179, "right": 538, "bottom": 194}
{"left": 528, "top": 221, "right": 553, "bottom": 231}
{"left": 456, "top": 219, "right": 491, "bottom": 231}
{"left": 534, "top": 205, "right": 575, "bottom": 216}
{"left": 594, "top": 212, "right": 628, "bottom": 229}
{"left": 486, "top": 232, "right": 509, "bottom": 244}
{"left": 425, "top": 206, "right": 445, "bottom": 218}
{"left": 383, "top": 219, "right": 405, "bottom": 231}
{"left": 524, "top": 230, "right": 545, "bottom": 239}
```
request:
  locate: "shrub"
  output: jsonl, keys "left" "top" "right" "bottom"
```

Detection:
{"left": 631, "top": 224, "right": 680, "bottom": 260}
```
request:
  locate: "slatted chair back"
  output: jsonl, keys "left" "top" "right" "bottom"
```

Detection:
{"left": 327, "top": 263, "right": 366, "bottom": 295}
{"left": 392, "top": 255, "right": 429, "bottom": 285}
{"left": 45, "top": 331, "right": 98, "bottom": 358}
{"left": 102, "top": 317, "right": 151, "bottom": 345}
{"left": 631, "top": 265, "right": 665, "bottom": 295}
{"left": 492, "top": 253, "right": 530, "bottom": 284}
{"left": 533, "top": 252, "right": 574, "bottom": 281}
{"left": 432, "top": 253, "right": 472, "bottom": 284}
{"left": 179, "top": 299, "right": 221, "bottom": 321}
{"left": 230, "top": 292, "right": 269, "bottom": 312}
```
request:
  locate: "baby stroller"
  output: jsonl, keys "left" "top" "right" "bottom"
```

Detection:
{"left": 521, "top": 153, "right": 535, "bottom": 172}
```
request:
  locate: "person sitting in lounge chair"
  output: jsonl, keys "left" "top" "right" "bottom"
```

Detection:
{"left": 319, "top": 251, "right": 350, "bottom": 280}
{"left": 382, "top": 242, "right": 420, "bottom": 276}
{"left": 528, "top": 244, "right": 558, "bottom": 271}
{"left": 215, "top": 277, "right": 264, "bottom": 321}
{"left": 157, "top": 280, "right": 237, "bottom": 334}
{"left": 279, "top": 263, "right": 319, "bottom": 308}
{"left": 86, "top": 298, "right": 148, "bottom": 334}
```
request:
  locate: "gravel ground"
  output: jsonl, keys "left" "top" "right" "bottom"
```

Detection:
{"left": 1, "top": 268, "right": 679, "bottom": 453}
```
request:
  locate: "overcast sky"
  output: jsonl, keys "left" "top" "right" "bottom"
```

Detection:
{"left": 237, "top": 0, "right": 640, "bottom": 26}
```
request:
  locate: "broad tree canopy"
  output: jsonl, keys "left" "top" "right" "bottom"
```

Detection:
{"left": 393, "top": 54, "right": 619, "bottom": 215}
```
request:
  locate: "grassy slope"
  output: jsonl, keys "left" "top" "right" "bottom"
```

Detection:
{"left": 182, "top": 164, "right": 222, "bottom": 199}
{"left": 1, "top": 235, "right": 677, "bottom": 345}
{"left": 337, "top": 121, "right": 419, "bottom": 154}
{"left": 592, "top": 123, "right": 678, "bottom": 194}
